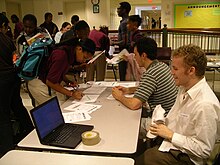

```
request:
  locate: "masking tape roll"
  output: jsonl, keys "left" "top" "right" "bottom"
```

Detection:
{"left": 81, "top": 131, "right": 101, "bottom": 146}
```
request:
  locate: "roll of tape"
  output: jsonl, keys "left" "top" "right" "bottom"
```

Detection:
{"left": 81, "top": 131, "right": 101, "bottom": 146}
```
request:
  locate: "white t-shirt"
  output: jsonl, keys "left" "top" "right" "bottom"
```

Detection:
{"left": 54, "top": 31, "right": 63, "bottom": 43}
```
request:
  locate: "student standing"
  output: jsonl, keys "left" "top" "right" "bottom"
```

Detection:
{"left": 10, "top": 14, "right": 23, "bottom": 40}
{"left": 54, "top": 22, "right": 71, "bottom": 43}
{"left": 0, "top": 13, "right": 33, "bottom": 156}
{"left": 28, "top": 38, "right": 96, "bottom": 105}
{"left": 40, "top": 12, "right": 59, "bottom": 40}
{"left": 87, "top": 26, "right": 110, "bottom": 81}
{"left": 113, "top": 1, "right": 131, "bottom": 81}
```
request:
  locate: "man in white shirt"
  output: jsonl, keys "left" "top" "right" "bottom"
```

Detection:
{"left": 136, "top": 44, "right": 220, "bottom": 165}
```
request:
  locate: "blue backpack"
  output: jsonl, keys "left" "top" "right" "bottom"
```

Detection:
{"left": 15, "top": 37, "right": 53, "bottom": 80}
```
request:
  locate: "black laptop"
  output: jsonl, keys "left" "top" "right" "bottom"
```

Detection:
{"left": 30, "top": 96, "right": 94, "bottom": 149}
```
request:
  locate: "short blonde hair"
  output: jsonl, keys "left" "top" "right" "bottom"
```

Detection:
{"left": 172, "top": 44, "right": 207, "bottom": 77}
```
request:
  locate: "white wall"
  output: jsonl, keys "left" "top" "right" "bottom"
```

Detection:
{"left": 85, "top": 0, "right": 111, "bottom": 29}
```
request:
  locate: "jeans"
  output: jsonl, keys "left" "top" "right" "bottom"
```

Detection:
{"left": 0, "top": 71, "right": 33, "bottom": 155}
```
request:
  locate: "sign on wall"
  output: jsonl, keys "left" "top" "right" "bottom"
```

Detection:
{"left": 174, "top": 3, "right": 220, "bottom": 28}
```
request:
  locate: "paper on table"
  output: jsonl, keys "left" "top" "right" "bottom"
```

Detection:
{"left": 94, "top": 81, "right": 118, "bottom": 87}
{"left": 64, "top": 103, "right": 102, "bottom": 114}
{"left": 146, "top": 104, "right": 165, "bottom": 139}
{"left": 107, "top": 94, "right": 134, "bottom": 100}
{"left": 93, "top": 81, "right": 137, "bottom": 88}
{"left": 117, "top": 82, "right": 137, "bottom": 87}
{"left": 83, "top": 86, "right": 106, "bottom": 94}
{"left": 87, "top": 50, "right": 105, "bottom": 64}
{"left": 62, "top": 112, "right": 91, "bottom": 123}
{"left": 72, "top": 95, "right": 99, "bottom": 103}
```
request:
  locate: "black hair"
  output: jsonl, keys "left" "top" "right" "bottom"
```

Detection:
{"left": 0, "top": 13, "right": 9, "bottom": 27}
{"left": 134, "top": 37, "right": 157, "bottom": 60}
{"left": 128, "top": 15, "right": 142, "bottom": 27}
{"left": 11, "top": 14, "right": 19, "bottom": 22}
{"left": 23, "top": 14, "right": 37, "bottom": 26}
{"left": 71, "top": 15, "right": 79, "bottom": 25}
{"left": 61, "top": 22, "right": 71, "bottom": 30}
{"left": 80, "top": 38, "right": 96, "bottom": 55}
{"left": 44, "top": 12, "right": 52, "bottom": 20}
{"left": 56, "top": 37, "right": 96, "bottom": 55}
{"left": 99, "top": 25, "right": 109, "bottom": 35}
{"left": 74, "top": 20, "right": 90, "bottom": 31}
{"left": 119, "top": 2, "right": 131, "bottom": 13}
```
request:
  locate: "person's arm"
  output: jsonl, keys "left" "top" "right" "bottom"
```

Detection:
{"left": 112, "top": 87, "right": 142, "bottom": 110}
{"left": 46, "top": 80, "right": 83, "bottom": 100}
{"left": 150, "top": 103, "right": 218, "bottom": 159}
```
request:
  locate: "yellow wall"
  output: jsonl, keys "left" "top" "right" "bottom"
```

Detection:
{"left": 174, "top": 3, "right": 220, "bottom": 28}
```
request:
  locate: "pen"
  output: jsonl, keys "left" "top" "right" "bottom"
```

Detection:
{"left": 86, "top": 95, "right": 91, "bottom": 100}
{"left": 82, "top": 113, "right": 86, "bottom": 119}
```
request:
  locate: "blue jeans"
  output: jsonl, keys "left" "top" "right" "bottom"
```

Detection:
{"left": 0, "top": 70, "right": 33, "bottom": 155}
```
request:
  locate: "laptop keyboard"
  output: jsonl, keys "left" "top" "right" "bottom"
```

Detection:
{"left": 45, "top": 124, "right": 78, "bottom": 144}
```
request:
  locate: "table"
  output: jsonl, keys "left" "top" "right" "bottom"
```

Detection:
{"left": 18, "top": 87, "right": 142, "bottom": 156}
{"left": 0, "top": 150, "right": 134, "bottom": 165}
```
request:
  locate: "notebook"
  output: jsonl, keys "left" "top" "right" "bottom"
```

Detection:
{"left": 30, "top": 97, "right": 94, "bottom": 149}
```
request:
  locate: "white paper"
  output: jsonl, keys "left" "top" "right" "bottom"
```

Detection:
{"left": 63, "top": 112, "right": 91, "bottom": 123}
{"left": 83, "top": 86, "right": 106, "bottom": 94}
{"left": 106, "top": 49, "right": 129, "bottom": 64}
{"left": 107, "top": 94, "right": 134, "bottom": 100}
{"left": 64, "top": 103, "right": 102, "bottom": 114}
{"left": 146, "top": 104, "right": 165, "bottom": 139}
{"left": 117, "top": 82, "right": 137, "bottom": 87}
{"left": 87, "top": 50, "right": 105, "bottom": 64}
{"left": 94, "top": 81, "right": 118, "bottom": 87}
{"left": 72, "top": 95, "right": 99, "bottom": 103}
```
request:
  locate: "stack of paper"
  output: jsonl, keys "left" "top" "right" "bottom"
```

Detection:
{"left": 63, "top": 103, "right": 102, "bottom": 123}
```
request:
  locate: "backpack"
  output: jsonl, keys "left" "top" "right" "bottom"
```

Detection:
{"left": 15, "top": 37, "right": 54, "bottom": 80}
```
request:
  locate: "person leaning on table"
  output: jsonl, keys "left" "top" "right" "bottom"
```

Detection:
{"left": 112, "top": 37, "right": 177, "bottom": 138}
{"left": 28, "top": 38, "right": 96, "bottom": 106}
{"left": 135, "top": 44, "right": 220, "bottom": 165}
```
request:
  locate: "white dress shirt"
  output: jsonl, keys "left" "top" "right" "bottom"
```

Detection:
{"left": 159, "top": 77, "right": 220, "bottom": 165}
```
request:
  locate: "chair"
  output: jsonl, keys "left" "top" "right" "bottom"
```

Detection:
{"left": 156, "top": 47, "right": 172, "bottom": 65}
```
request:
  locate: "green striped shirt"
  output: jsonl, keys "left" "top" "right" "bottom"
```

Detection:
{"left": 134, "top": 60, "right": 177, "bottom": 115}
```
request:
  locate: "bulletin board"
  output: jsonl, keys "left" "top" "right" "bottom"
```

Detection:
{"left": 174, "top": 3, "right": 220, "bottom": 28}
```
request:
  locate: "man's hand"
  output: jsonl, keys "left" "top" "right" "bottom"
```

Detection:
{"left": 112, "top": 87, "right": 124, "bottom": 100}
{"left": 114, "top": 86, "right": 129, "bottom": 94}
{"left": 149, "top": 123, "right": 174, "bottom": 141}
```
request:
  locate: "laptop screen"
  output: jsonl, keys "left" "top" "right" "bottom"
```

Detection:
{"left": 31, "top": 97, "right": 64, "bottom": 139}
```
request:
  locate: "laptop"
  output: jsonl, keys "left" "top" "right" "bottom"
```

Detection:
{"left": 30, "top": 96, "right": 94, "bottom": 149}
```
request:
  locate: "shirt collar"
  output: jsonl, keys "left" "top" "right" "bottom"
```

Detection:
{"left": 184, "top": 77, "right": 206, "bottom": 100}
{"left": 146, "top": 60, "right": 159, "bottom": 71}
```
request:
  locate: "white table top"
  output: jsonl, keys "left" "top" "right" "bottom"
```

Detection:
{"left": 0, "top": 150, "right": 134, "bottom": 165}
{"left": 18, "top": 87, "right": 142, "bottom": 155}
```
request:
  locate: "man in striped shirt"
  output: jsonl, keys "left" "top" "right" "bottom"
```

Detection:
{"left": 112, "top": 37, "right": 177, "bottom": 130}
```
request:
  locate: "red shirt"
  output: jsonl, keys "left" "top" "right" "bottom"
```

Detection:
{"left": 39, "top": 45, "right": 75, "bottom": 84}
{"left": 89, "top": 29, "right": 110, "bottom": 51}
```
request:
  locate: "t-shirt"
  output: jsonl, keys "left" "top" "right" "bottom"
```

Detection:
{"left": 39, "top": 45, "right": 75, "bottom": 84}
{"left": 118, "top": 17, "right": 130, "bottom": 50}
{"left": 89, "top": 29, "right": 110, "bottom": 52}
{"left": 0, "top": 32, "right": 16, "bottom": 72}
{"left": 134, "top": 60, "right": 177, "bottom": 114}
